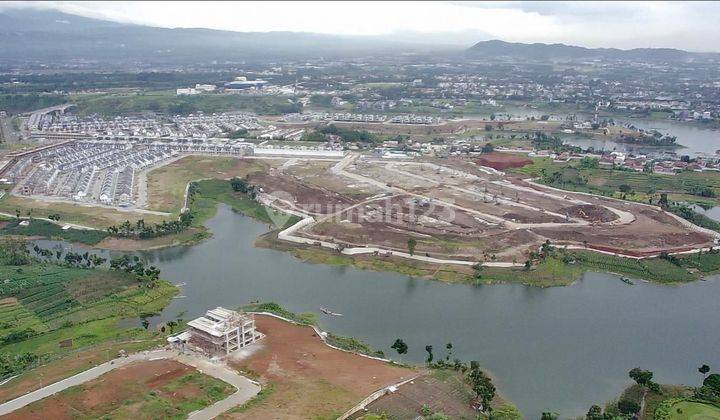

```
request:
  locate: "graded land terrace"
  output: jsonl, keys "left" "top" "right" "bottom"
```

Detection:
{"left": 4, "top": 150, "right": 720, "bottom": 286}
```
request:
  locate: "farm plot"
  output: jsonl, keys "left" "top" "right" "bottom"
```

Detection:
{"left": 0, "top": 263, "right": 176, "bottom": 357}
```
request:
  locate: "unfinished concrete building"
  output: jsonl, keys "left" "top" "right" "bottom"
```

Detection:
{"left": 176, "top": 307, "right": 262, "bottom": 356}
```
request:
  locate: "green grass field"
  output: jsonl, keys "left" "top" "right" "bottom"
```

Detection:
{"left": 72, "top": 90, "right": 299, "bottom": 117}
{"left": 1, "top": 219, "right": 108, "bottom": 245}
{"left": 190, "top": 179, "right": 300, "bottom": 229}
{"left": 666, "top": 401, "right": 720, "bottom": 420}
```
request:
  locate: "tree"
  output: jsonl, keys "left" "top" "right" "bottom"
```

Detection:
{"left": 445, "top": 342, "right": 453, "bottom": 361}
{"left": 484, "top": 124, "right": 493, "bottom": 132}
{"left": 166, "top": 320, "right": 178, "bottom": 333}
{"left": 473, "top": 374, "right": 496, "bottom": 411}
{"left": 391, "top": 338, "right": 408, "bottom": 355}
{"left": 658, "top": 193, "right": 669, "bottom": 209}
{"left": 618, "top": 184, "right": 632, "bottom": 194}
{"left": 699, "top": 364, "right": 711, "bottom": 378}
{"left": 617, "top": 399, "right": 640, "bottom": 415}
{"left": 578, "top": 157, "right": 599, "bottom": 169}
{"left": 425, "top": 345, "right": 433, "bottom": 364}
{"left": 540, "top": 412, "right": 558, "bottom": 420}
{"left": 141, "top": 318, "right": 150, "bottom": 330}
{"left": 629, "top": 367, "right": 654, "bottom": 387}
{"left": 586, "top": 405, "right": 604, "bottom": 420}
{"left": 407, "top": 237, "right": 417, "bottom": 256}
{"left": 472, "top": 263, "right": 483, "bottom": 280}
{"left": 0, "top": 237, "right": 31, "bottom": 266}
{"left": 482, "top": 142, "right": 494, "bottom": 153}
{"left": 704, "top": 373, "right": 720, "bottom": 393}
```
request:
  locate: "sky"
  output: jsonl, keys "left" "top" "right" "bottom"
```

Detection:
{"left": 3, "top": 1, "right": 720, "bottom": 51}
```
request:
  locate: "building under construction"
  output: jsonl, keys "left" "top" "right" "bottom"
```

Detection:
{"left": 169, "top": 307, "right": 262, "bottom": 356}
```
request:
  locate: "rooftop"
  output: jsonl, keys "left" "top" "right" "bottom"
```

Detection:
{"left": 187, "top": 307, "right": 251, "bottom": 337}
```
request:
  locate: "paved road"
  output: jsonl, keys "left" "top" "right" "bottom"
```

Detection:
{"left": 0, "top": 349, "right": 260, "bottom": 418}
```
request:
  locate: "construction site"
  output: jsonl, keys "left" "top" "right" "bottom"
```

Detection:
{"left": 251, "top": 154, "right": 717, "bottom": 264}
{"left": 1, "top": 134, "right": 716, "bottom": 264}
{"left": 169, "top": 307, "right": 263, "bottom": 357}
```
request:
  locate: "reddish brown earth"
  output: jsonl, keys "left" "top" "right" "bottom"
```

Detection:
{"left": 476, "top": 153, "right": 532, "bottom": 170}
{"left": 4, "top": 360, "right": 194, "bottom": 420}
{"left": 225, "top": 315, "right": 415, "bottom": 419}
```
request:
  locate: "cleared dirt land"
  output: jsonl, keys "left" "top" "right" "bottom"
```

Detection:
{"left": 225, "top": 315, "right": 415, "bottom": 419}
{"left": 4, "top": 359, "right": 234, "bottom": 420}
{"left": 265, "top": 156, "right": 716, "bottom": 262}
{"left": 137, "top": 154, "right": 714, "bottom": 264}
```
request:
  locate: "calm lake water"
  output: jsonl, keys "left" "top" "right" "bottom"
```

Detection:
{"left": 36, "top": 204, "right": 720, "bottom": 417}
{"left": 492, "top": 107, "right": 720, "bottom": 158}
{"left": 566, "top": 118, "right": 720, "bottom": 158}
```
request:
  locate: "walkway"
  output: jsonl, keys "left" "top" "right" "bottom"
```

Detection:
{"left": 0, "top": 349, "right": 260, "bottom": 418}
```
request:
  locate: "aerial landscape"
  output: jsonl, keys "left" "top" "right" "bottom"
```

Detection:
{"left": 1, "top": 1, "right": 720, "bottom": 419}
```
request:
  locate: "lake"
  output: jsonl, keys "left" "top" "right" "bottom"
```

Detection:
{"left": 493, "top": 106, "right": 720, "bottom": 158}
{"left": 36, "top": 204, "right": 720, "bottom": 417}
{"left": 566, "top": 118, "right": 720, "bottom": 158}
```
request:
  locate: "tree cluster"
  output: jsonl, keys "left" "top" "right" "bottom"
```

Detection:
{"left": 107, "top": 213, "right": 193, "bottom": 240}
{"left": 109, "top": 255, "right": 161, "bottom": 286}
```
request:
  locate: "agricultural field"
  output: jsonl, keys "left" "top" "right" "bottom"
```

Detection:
{"left": 5, "top": 359, "right": 234, "bottom": 420}
{"left": 0, "top": 245, "right": 177, "bottom": 379}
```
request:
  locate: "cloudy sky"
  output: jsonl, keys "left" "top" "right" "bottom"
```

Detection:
{"left": 4, "top": 1, "right": 720, "bottom": 51}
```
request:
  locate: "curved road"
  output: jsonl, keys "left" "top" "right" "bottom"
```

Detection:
{"left": 0, "top": 349, "right": 260, "bottom": 419}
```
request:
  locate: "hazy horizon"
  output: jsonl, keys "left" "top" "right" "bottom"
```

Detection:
{"left": 1, "top": 1, "right": 720, "bottom": 52}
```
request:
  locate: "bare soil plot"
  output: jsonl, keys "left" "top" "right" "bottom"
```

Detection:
{"left": 248, "top": 171, "right": 364, "bottom": 215}
{"left": 225, "top": 315, "right": 415, "bottom": 419}
{"left": 476, "top": 153, "right": 532, "bottom": 170}
{"left": 4, "top": 359, "right": 232, "bottom": 420}
{"left": 285, "top": 160, "right": 383, "bottom": 197}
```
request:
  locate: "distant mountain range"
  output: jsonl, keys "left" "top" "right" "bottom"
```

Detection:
{"left": 466, "top": 40, "right": 716, "bottom": 62}
{"left": 0, "top": 8, "right": 715, "bottom": 66}
{"left": 0, "top": 8, "right": 443, "bottom": 65}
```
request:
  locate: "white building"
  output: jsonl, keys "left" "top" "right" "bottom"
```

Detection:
{"left": 177, "top": 88, "right": 199, "bottom": 96}
{"left": 195, "top": 84, "right": 217, "bottom": 92}
{"left": 170, "top": 307, "right": 262, "bottom": 356}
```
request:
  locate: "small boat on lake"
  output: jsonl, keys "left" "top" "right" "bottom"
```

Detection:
{"left": 320, "top": 306, "right": 343, "bottom": 316}
{"left": 620, "top": 277, "right": 634, "bottom": 285}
